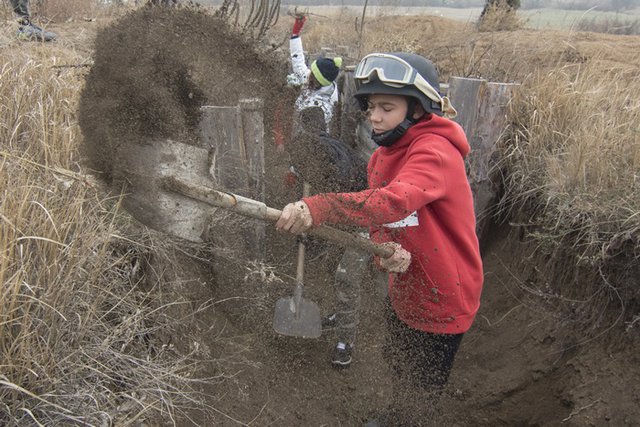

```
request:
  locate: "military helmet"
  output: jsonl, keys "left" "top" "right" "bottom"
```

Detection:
{"left": 354, "top": 52, "right": 447, "bottom": 116}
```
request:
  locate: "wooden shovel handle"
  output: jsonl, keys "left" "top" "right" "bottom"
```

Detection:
{"left": 162, "top": 176, "right": 394, "bottom": 258}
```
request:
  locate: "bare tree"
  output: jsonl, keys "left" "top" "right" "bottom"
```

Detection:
{"left": 216, "top": 0, "right": 281, "bottom": 39}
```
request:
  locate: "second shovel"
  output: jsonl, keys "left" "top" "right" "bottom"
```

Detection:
{"left": 273, "top": 182, "right": 321, "bottom": 338}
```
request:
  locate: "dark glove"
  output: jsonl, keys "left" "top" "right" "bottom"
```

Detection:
{"left": 292, "top": 15, "right": 307, "bottom": 37}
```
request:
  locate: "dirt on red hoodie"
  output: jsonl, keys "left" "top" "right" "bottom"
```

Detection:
{"left": 304, "top": 114, "right": 483, "bottom": 334}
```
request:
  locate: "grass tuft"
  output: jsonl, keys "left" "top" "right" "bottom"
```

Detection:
{"left": 0, "top": 24, "right": 211, "bottom": 427}
{"left": 495, "top": 60, "right": 640, "bottom": 334}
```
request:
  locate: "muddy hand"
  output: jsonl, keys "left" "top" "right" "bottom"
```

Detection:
{"left": 378, "top": 242, "right": 411, "bottom": 273}
{"left": 276, "top": 201, "right": 313, "bottom": 234}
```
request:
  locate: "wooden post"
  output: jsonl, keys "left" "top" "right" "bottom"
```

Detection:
{"left": 339, "top": 68, "right": 377, "bottom": 161}
{"left": 199, "top": 105, "right": 249, "bottom": 193}
{"left": 240, "top": 98, "right": 265, "bottom": 261}
{"left": 239, "top": 98, "right": 265, "bottom": 202}
{"left": 448, "top": 77, "right": 519, "bottom": 240}
{"left": 199, "top": 100, "right": 266, "bottom": 261}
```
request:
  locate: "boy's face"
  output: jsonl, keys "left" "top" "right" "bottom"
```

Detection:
{"left": 366, "top": 94, "right": 409, "bottom": 134}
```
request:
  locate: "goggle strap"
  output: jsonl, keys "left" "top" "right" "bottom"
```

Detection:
{"left": 441, "top": 96, "right": 458, "bottom": 118}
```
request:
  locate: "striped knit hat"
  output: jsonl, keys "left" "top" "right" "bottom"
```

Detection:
{"left": 311, "top": 57, "right": 343, "bottom": 86}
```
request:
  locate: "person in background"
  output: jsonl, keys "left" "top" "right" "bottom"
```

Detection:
{"left": 276, "top": 13, "right": 372, "bottom": 368}
{"left": 287, "top": 107, "right": 369, "bottom": 368}
{"left": 276, "top": 52, "right": 484, "bottom": 425}
{"left": 274, "top": 13, "right": 343, "bottom": 154}
{"left": 9, "top": 0, "right": 57, "bottom": 42}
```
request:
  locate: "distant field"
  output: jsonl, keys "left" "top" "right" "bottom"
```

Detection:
{"left": 300, "top": 5, "right": 640, "bottom": 30}
{"left": 521, "top": 8, "right": 640, "bottom": 30}
{"left": 300, "top": 5, "right": 482, "bottom": 22}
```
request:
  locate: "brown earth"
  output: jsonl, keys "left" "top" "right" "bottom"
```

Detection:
{"left": 54, "top": 5, "right": 640, "bottom": 426}
{"left": 159, "top": 219, "right": 639, "bottom": 426}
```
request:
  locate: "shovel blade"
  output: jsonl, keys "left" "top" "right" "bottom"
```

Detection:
{"left": 273, "top": 296, "right": 321, "bottom": 338}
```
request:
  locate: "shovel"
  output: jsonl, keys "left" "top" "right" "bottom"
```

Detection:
{"left": 161, "top": 176, "right": 395, "bottom": 338}
{"left": 273, "top": 236, "right": 319, "bottom": 337}
{"left": 273, "top": 182, "right": 321, "bottom": 338}
{"left": 161, "top": 176, "right": 394, "bottom": 259}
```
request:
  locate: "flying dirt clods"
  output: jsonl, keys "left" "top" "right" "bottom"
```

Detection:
{"left": 79, "top": 6, "right": 296, "bottom": 182}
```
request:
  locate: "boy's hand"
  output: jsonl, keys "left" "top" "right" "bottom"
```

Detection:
{"left": 276, "top": 201, "right": 313, "bottom": 234}
{"left": 378, "top": 242, "right": 411, "bottom": 273}
{"left": 291, "top": 14, "right": 307, "bottom": 37}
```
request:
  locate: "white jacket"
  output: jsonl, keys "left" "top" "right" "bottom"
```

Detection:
{"left": 289, "top": 36, "right": 339, "bottom": 132}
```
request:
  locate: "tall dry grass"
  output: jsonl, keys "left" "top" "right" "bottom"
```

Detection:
{"left": 36, "top": 0, "right": 105, "bottom": 21}
{"left": 275, "top": 12, "right": 468, "bottom": 65}
{"left": 0, "top": 35, "right": 208, "bottom": 427}
{"left": 497, "top": 61, "right": 640, "bottom": 332}
{"left": 0, "top": 0, "right": 115, "bottom": 25}
{"left": 576, "top": 15, "right": 640, "bottom": 35}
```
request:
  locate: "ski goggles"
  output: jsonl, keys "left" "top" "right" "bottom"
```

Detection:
{"left": 354, "top": 53, "right": 445, "bottom": 109}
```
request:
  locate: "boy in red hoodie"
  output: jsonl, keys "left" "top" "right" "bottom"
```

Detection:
{"left": 276, "top": 52, "right": 484, "bottom": 424}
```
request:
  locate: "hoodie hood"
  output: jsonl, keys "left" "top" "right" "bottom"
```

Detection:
{"left": 387, "top": 114, "right": 470, "bottom": 158}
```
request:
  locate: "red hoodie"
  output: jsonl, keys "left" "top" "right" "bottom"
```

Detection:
{"left": 304, "top": 114, "right": 483, "bottom": 334}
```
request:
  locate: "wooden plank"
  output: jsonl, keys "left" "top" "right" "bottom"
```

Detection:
{"left": 240, "top": 98, "right": 265, "bottom": 201}
{"left": 448, "top": 77, "right": 519, "bottom": 240}
{"left": 240, "top": 98, "right": 266, "bottom": 262}
{"left": 199, "top": 105, "right": 249, "bottom": 194}
{"left": 339, "top": 70, "right": 377, "bottom": 161}
{"left": 448, "top": 77, "right": 484, "bottom": 142}
{"left": 472, "top": 82, "right": 519, "bottom": 239}
{"left": 339, "top": 69, "right": 359, "bottom": 148}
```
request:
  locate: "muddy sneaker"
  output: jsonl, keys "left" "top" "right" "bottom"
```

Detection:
{"left": 331, "top": 342, "right": 352, "bottom": 367}
{"left": 16, "top": 21, "right": 57, "bottom": 42}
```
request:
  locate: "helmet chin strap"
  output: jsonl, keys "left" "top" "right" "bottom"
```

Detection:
{"left": 371, "top": 99, "right": 421, "bottom": 147}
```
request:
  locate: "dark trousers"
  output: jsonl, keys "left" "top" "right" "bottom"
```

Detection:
{"left": 10, "top": 0, "right": 29, "bottom": 18}
{"left": 382, "top": 301, "right": 464, "bottom": 425}
{"left": 333, "top": 243, "right": 370, "bottom": 345}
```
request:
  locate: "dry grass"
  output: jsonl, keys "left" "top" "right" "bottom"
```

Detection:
{"left": 270, "top": 12, "right": 473, "bottom": 67}
{"left": 496, "top": 61, "right": 640, "bottom": 332}
{"left": 0, "top": 20, "right": 212, "bottom": 427}
{"left": 576, "top": 15, "right": 640, "bottom": 35}
{"left": 2, "top": 0, "right": 119, "bottom": 23}
{"left": 36, "top": 0, "right": 106, "bottom": 22}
